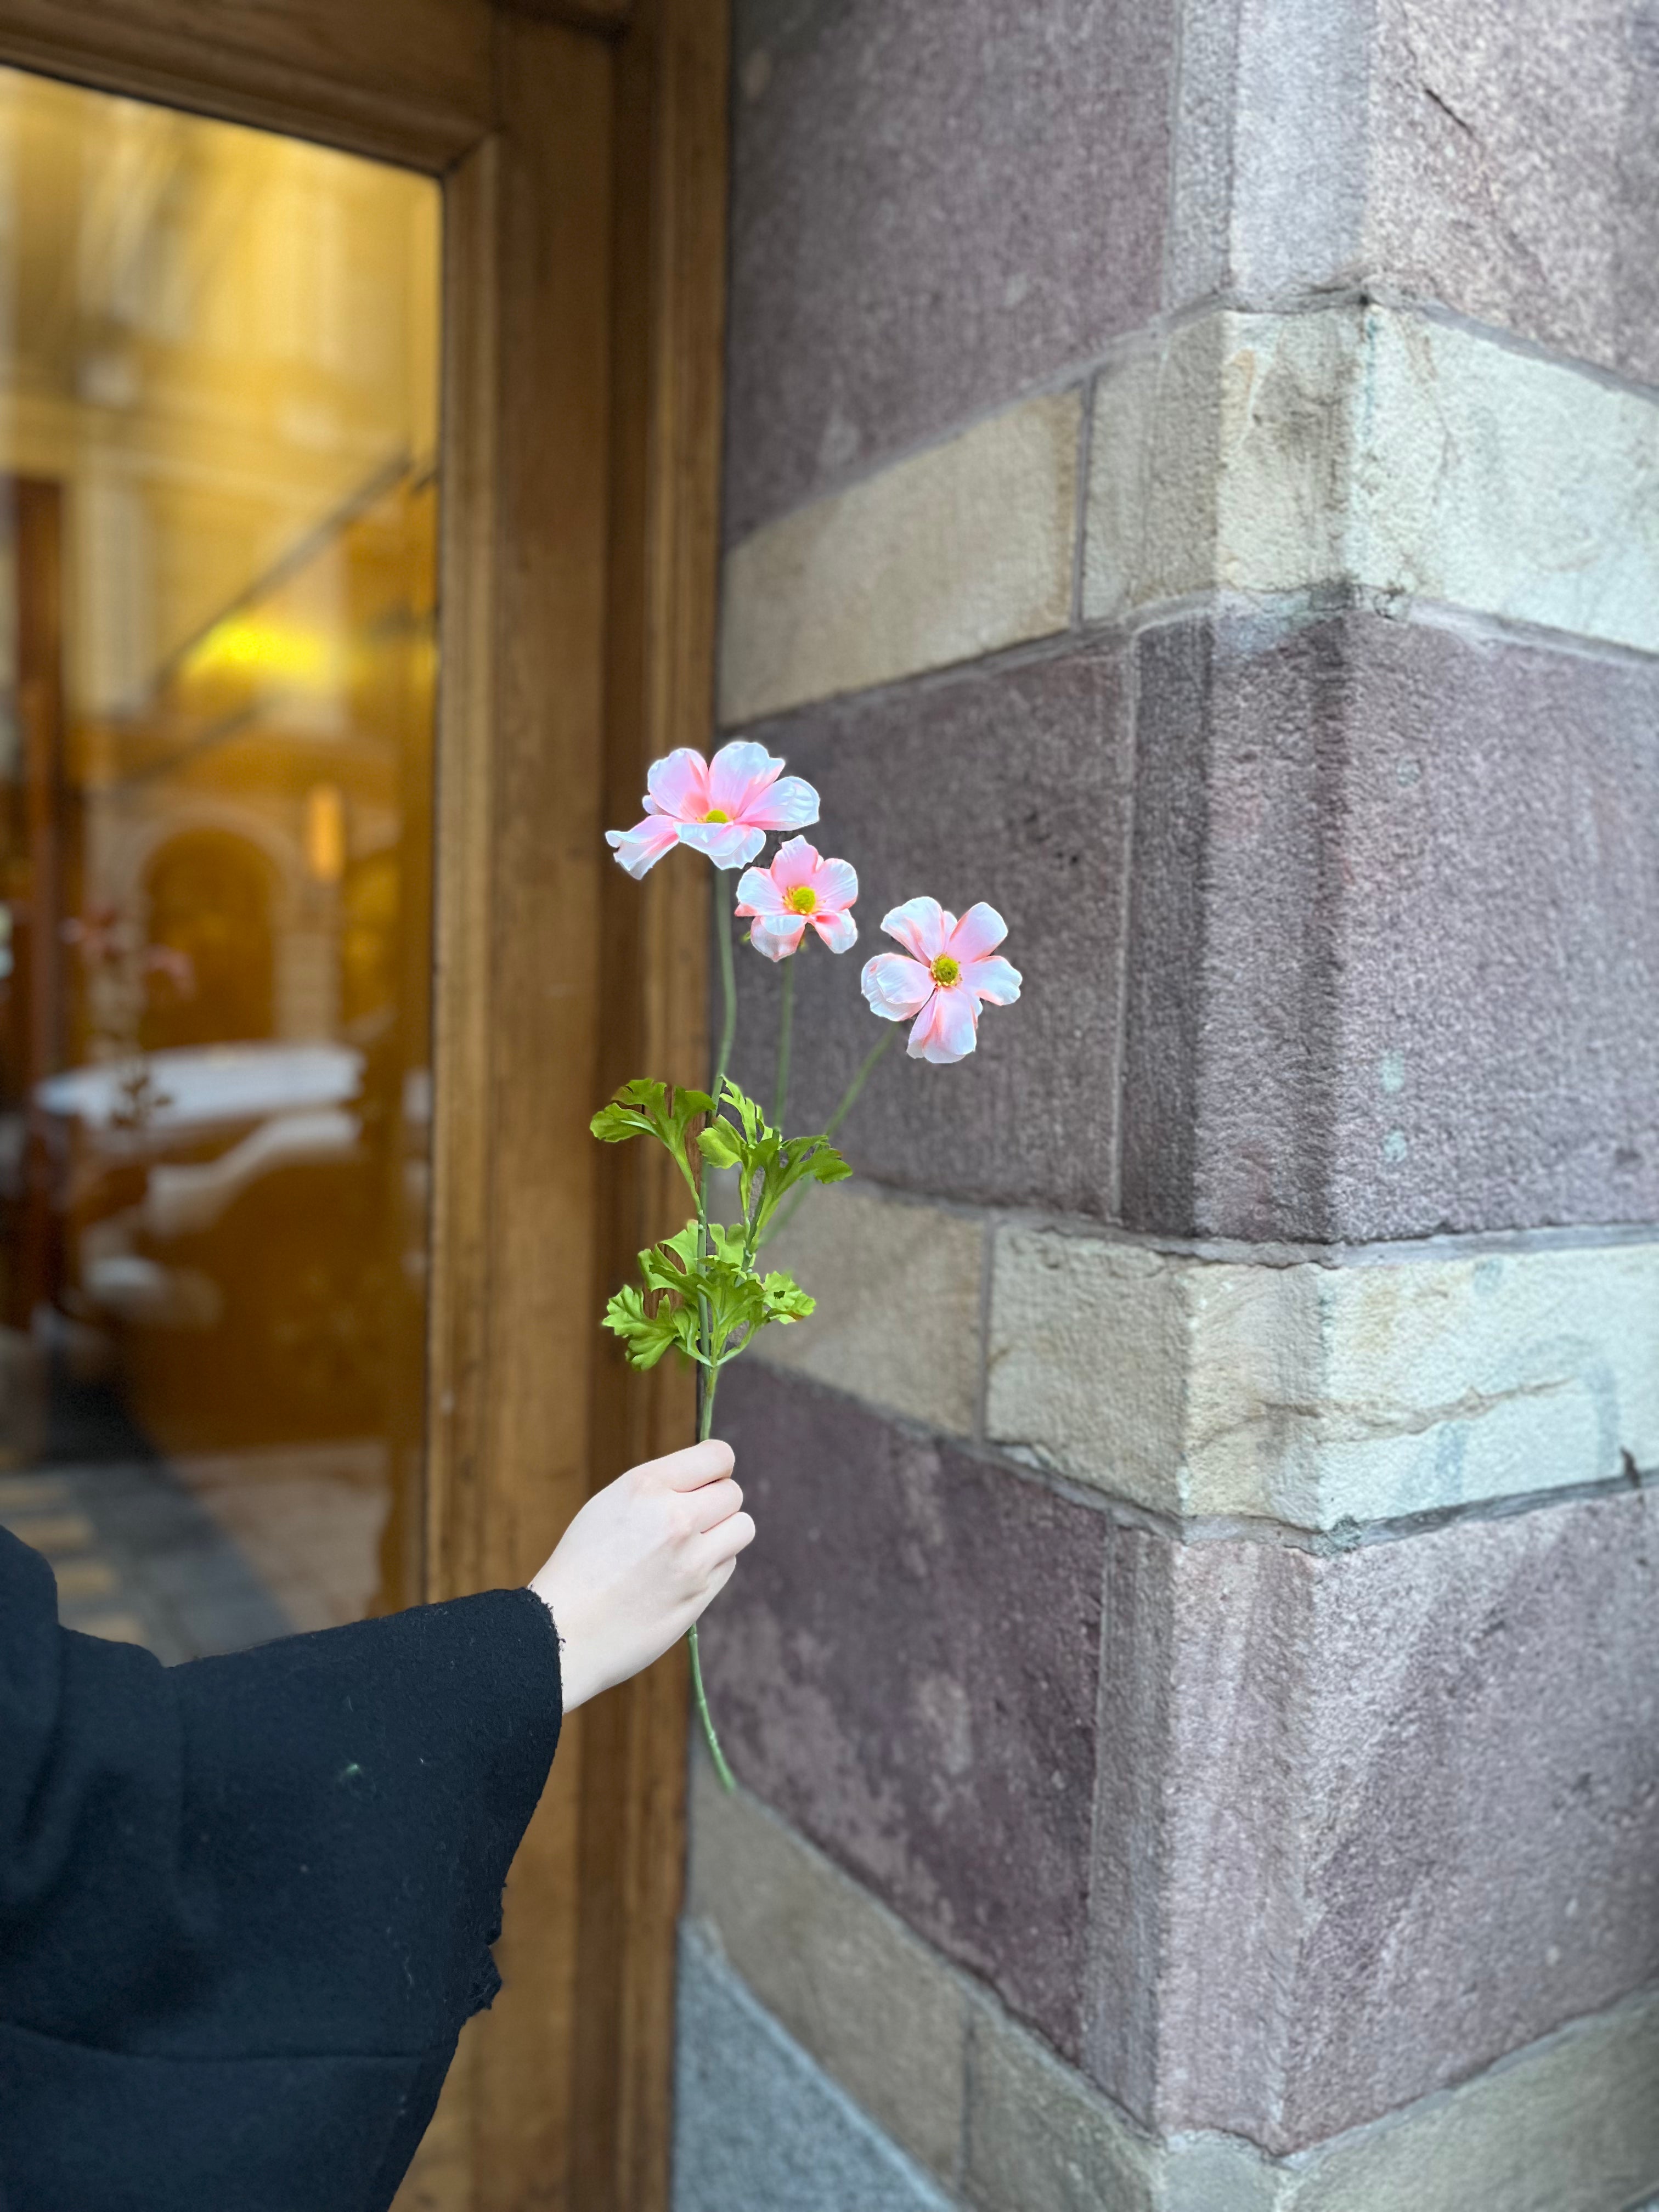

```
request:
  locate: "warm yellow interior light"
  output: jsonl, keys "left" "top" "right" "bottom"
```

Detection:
{"left": 304, "top": 783, "right": 347, "bottom": 882}
{"left": 186, "top": 617, "right": 339, "bottom": 691}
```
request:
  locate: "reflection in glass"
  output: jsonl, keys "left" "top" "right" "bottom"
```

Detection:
{"left": 0, "top": 71, "right": 439, "bottom": 1656}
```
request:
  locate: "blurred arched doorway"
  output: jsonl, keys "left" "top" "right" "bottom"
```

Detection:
{"left": 140, "top": 829, "right": 276, "bottom": 1051}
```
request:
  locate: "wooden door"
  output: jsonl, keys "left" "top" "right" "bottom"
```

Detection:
{"left": 0, "top": 4, "right": 728, "bottom": 2206}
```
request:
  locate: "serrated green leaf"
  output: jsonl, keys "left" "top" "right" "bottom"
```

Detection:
{"left": 695, "top": 1121, "right": 743, "bottom": 1170}
{"left": 601, "top": 1284, "right": 682, "bottom": 1369}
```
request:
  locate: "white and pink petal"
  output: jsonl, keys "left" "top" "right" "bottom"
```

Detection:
{"left": 907, "top": 985, "right": 980, "bottom": 1064}
{"left": 680, "top": 820, "right": 767, "bottom": 868}
{"left": 768, "top": 836, "right": 821, "bottom": 890}
{"left": 746, "top": 773, "right": 821, "bottom": 832}
{"left": 734, "top": 863, "right": 788, "bottom": 916}
{"left": 812, "top": 906, "right": 859, "bottom": 955}
{"left": 606, "top": 815, "right": 683, "bottom": 879}
{"left": 749, "top": 914, "right": 806, "bottom": 962}
{"left": 879, "top": 897, "right": 949, "bottom": 964}
{"left": 945, "top": 902, "right": 1008, "bottom": 964}
{"left": 707, "top": 740, "right": 782, "bottom": 819}
{"left": 962, "top": 953, "right": 1022, "bottom": 1006}
{"left": 813, "top": 856, "right": 858, "bottom": 910}
{"left": 645, "top": 748, "right": 710, "bottom": 823}
{"left": 861, "top": 951, "right": 934, "bottom": 1020}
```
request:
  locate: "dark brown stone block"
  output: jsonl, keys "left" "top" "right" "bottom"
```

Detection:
{"left": 1122, "top": 608, "right": 1659, "bottom": 1241}
{"left": 1365, "top": 0, "right": 1659, "bottom": 388}
{"left": 1148, "top": 1490, "right": 1659, "bottom": 2148}
{"left": 726, "top": 637, "right": 1133, "bottom": 1216}
{"left": 702, "top": 1362, "right": 1109, "bottom": 2060}
{"left": 724, "top": 0, "right": 1173, "bottom": 543}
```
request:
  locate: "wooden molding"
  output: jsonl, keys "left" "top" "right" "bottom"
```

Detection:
{"left": 495, "top": 0, "right": 634, "bottom": 35}
{"left": 573, "top": 2, "right": 730, "bottom": 2199}
{"left": 424, "top": 1, "right": 727, "bottom": 2204}
{"left": 0, "top": 0, "right": 495, "bottom": 168}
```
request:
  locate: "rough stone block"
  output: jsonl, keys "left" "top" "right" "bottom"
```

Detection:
{"left": 719, "top": 388, "right": 1080, "bottom": 724}
{"left": 1121, "top": 607, "right": 1659, "bottom": 1240}
{"left": 1285, "top": 1989, "right": 1659, "bottom": 2212}
{"left": 962, "top": 2002, "right": 1158, "bottom": 2212}
{"left": 702, "top": 1362, "right": 1108, "bottom": 2059}
{"left": 725, "top": 637, "right": 1134, "bottom": 1218}
{"left": 1169, "top": 0, "right": 1659, "bottom": 390}
{"left": 752, "top": 1184, "right": 985, "bottom": 1437}
{"left": 986, "top": 1226, "right": 1659, "bottom": 1526}
{"left": 672, "top": 1926, "right": 953, "bottom": 2212}
{"left": 1361, "top": 0, "right": 1659, "bottom": 390}
{"left": 1085, "top": 307, "right": 1659, "bottom": 655}
{"left": 724, "top": 0, "right": 1173, "bottom": 543}
{"left": 685, "top": 1765, "right": 969, "bottom": 2182}
{"left": 1147, "top": 1491, "right": 1659, "bottom": 2147}
{"left": 682, "top": 1748, "right": 1659, "bottom": 2211}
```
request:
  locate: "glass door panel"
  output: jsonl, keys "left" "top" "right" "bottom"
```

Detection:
{"left": 0, "top": 68, "right": 440, "bottom": 1657}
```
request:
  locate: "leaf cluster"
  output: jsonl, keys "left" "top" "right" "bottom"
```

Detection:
{"left": 591, "top": 1076, "right": 848, "bottom": 1375}
{"left": 602, "top": 1217, "right": 815, "bottom": 1372}
{"left": 692, "top": 1080, "right": 851, "bottom": 1243}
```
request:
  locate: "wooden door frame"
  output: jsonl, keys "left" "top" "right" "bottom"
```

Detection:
{"left": 0, "top": 5, "right": 727, "bottom": 2206}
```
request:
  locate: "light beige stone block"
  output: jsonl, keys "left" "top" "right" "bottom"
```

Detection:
{"left": 718, "top": 390, "right": 1081, "bottom": 723}
{"left": 963, "top": 2004, "right": 1159, "bottom": 2212}
{"left": 686, "top": 1759, "right": 970, "bottom": 2183}
{"left": 986, "top": 1227, "right": 1659, "bottom": 1528}
{"left": 1283, "top": 1987, "right": 1659, "bottom": 2212}
{"left": 753, "top": 1183, "right": 985, "bottom": 1436}
{"left": 1085, "top": 305, "right": 1659, "bottom": 653}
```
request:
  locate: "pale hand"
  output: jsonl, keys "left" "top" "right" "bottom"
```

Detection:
{"left": 529, "top": 1440, "right": 754, "bottom": 1713}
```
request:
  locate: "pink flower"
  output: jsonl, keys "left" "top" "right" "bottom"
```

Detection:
{"left": 735, "top": 838, "right": 859, "bottom": 962}
{"left": 606, "top": 741, "right": 819, "bottom": 877}
{"left": 860, "top": 898, "right": 1022, "bottom": 1064}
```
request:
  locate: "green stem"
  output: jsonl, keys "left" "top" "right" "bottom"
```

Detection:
{"left": 689, "top": 1357, "right": 735, "bottom": 1789}
{"left": 772, "top": 955, "right": 795, "bottom": 1127}
{"left": 825, "top": 1026, "right": 896, "bottom": 1137}
{"left": 712, "top": 867, "right": 738, "bottom": 1104}
{"left": 763, "top": 1028, "right": 899, "bottom": 1247}
{"left": 695, "top": 867, "right": 738, "bottom": 1486}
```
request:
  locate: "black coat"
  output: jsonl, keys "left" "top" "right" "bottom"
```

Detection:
{"left": 0, "top": 1525, "right": 562, "bottom": 2211}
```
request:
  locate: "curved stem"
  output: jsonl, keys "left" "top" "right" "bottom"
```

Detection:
{"left": 772, "top": 956, "right": 795, "bottom": 1127}
{"left": 689, "top": 1328, "right": 735, "bottom": 1787}
{"left": 825, "top": 1026, "right": 896, "bottom": 1138}
{"left": 763, "top": 1027, "right": 898, "bottom": 1248}
{"left": 687, "top": 1622, "right": 734, "bottom": 1790}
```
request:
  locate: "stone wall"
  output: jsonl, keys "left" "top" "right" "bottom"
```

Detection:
{"left": 675, "top": 3, "right": 1659, "bottom": 2207}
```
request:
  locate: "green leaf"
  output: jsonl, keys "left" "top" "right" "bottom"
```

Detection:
{"left": 695, "top": 1120, "right": 743, "bottom": 1171}
{"left": 589, "top": 1077, "right": 714, "bottom": 1192}
{"left": 760, "top": 1269, "right": 815, "bottom": 1324}
{"left": 601, "top": 1285, "right": 684, "bottom": 1370}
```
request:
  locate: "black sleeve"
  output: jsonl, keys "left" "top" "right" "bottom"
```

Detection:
{"left": 0, "top": 1524, "right": 562, "bottom": 2212}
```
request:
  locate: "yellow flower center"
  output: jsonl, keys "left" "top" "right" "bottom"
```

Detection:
{"left": 929, "top": 954, "right": 961, "bottom": 986}
{"left": 704, "top": 807, "right": 731, "bottom": 823}
{"left": 785, "top": 884, "right": 818, "bottom": 914}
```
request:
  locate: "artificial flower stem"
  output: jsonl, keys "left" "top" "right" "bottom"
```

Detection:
{"left": 764, "top": 1028, "right": 898, "bottom": 1248}
{"left": 825, "top": 1026, "right": 896, "bottom": 1137}
{"left": 712, "top": 867, "right": 738, "bottom": 1103}
{"left": 689, "top": 1359, "right": 736, "bottom": 1790}
{"left": 772, "top": 955, "right": 795, "bottom": 1126}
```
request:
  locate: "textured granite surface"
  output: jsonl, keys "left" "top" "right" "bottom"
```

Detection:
{"left": 726, "top": 636, "right": 1133, "bottom": 1217}
{"left": 1121, "top": 607, "right": 1659, "bottom": 1241}
{"left": 672, "top": 1926, "right": 952, "bottom": 2212}
{"left": 701, "top": 1363, "right": 1108, "bottom": 2060}
{"left": 724, "top": 0, "right": 1173, "bottom": 541}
